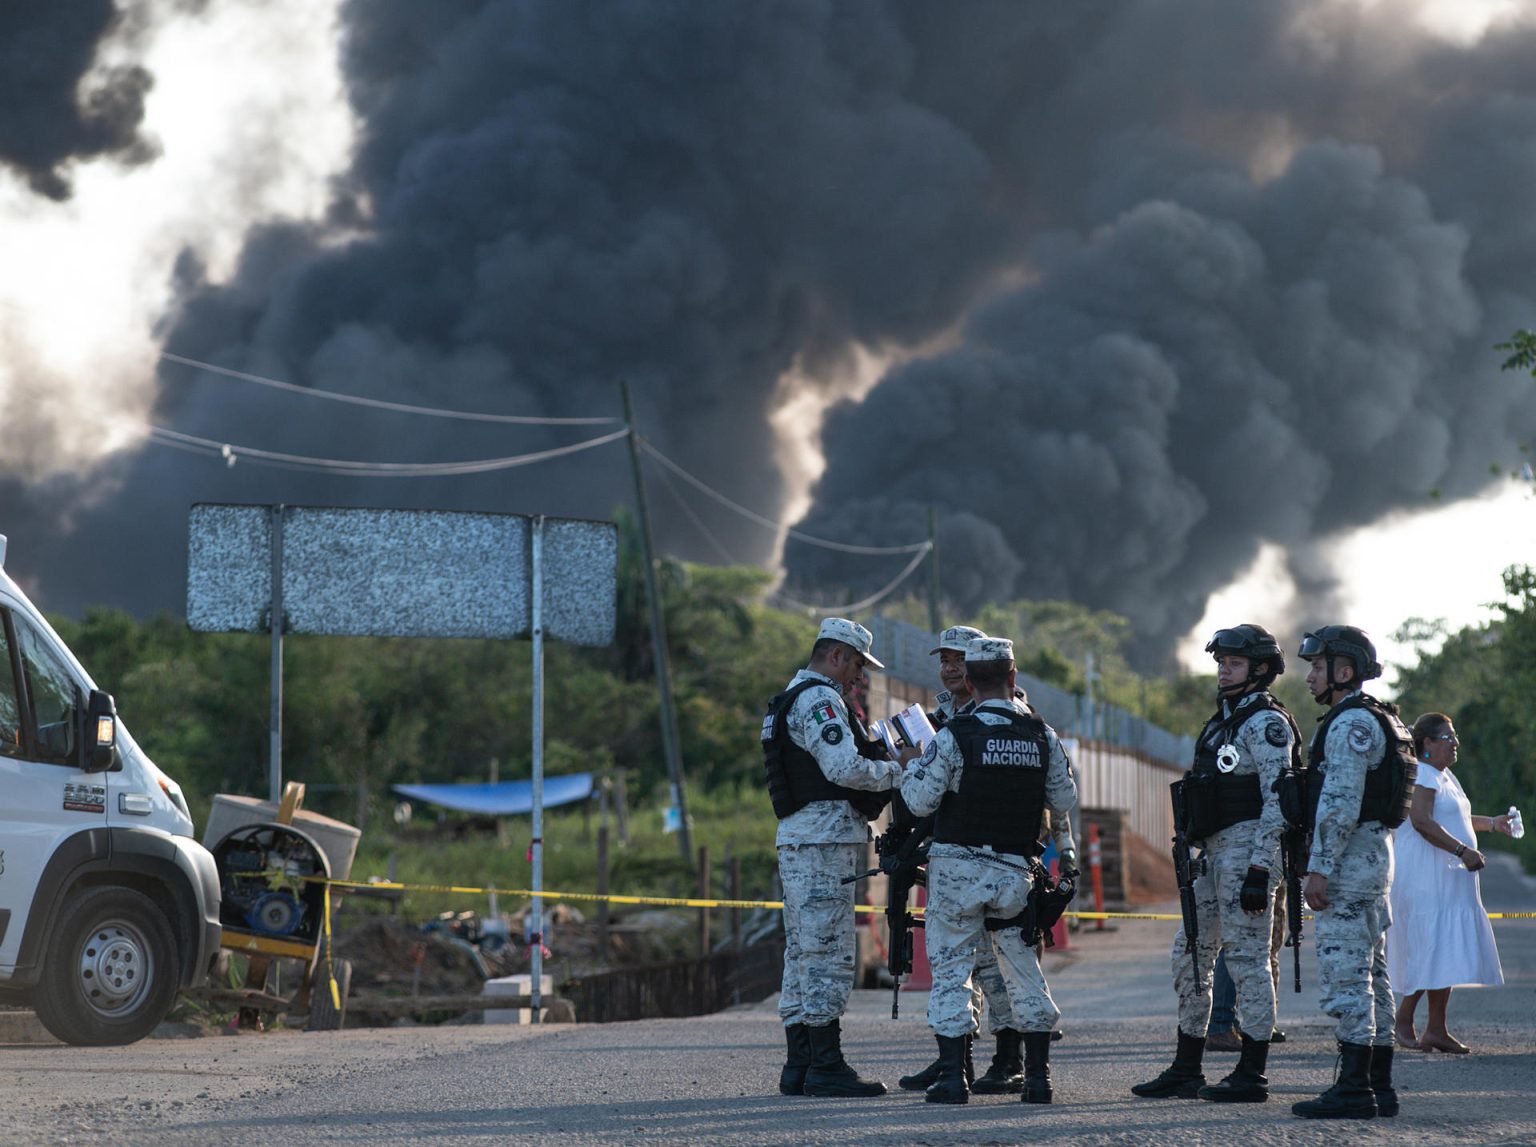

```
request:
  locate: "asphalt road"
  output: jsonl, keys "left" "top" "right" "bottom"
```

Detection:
{"left": 3, "top": 855, "right": 1533, "bottom": 1146}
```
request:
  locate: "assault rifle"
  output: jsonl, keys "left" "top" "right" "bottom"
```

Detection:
{"left": 844, "top": 812, "right": 933, "bottom": 1018}
{"left": 1280, "top": 826, "right": 1307, "bottom": 993}
{"left": 1169, "top": 778, "right": 1204, "bottom": 993}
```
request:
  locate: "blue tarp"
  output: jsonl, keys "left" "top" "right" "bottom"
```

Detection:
{"left": 392, "top": 773, "right": 594, "bottom": 816}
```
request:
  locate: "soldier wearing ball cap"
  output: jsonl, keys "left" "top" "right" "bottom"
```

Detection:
{"left": 898, "top": 624, "right": 1035, "bottom": 1097}
{"left": 899, "top": 636, "right": 1079, "bottom": 1106}
{"left": 929, "top": 625, "right": 987, "bottom": 726}
{"left": 763, "top": 618, "right": 900, "bottom": 1098}
{"left": 1291, "top": 625, "right": 1412, "bottom": 1120}
{"left": 1132, "top": 623, "right": 1298, "bottom": 1105}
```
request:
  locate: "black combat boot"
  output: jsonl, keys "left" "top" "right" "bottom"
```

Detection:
{"left": 779, "top": 1023, "right": 812, "bottom": 1096}
{"left": 1292, "top": 1042, "right": 1377, "bottom": 1119}
{"left": 1131, "top": 1030, "right": 1206, "bottom": 1098}
{"left": 803, "top": 1019, "right": 888, "bottom": 1097}
{"left": 1198, "top": 1030, "right": 1269, "bottom": 1102}
{"left": 925, "top": 1035, "right": 971, "bottom": 1105}
{"left": 1369, "top": 1044, "right": 1399, "bottom": 1117}
{"left": 1021, "top": 1031, "right": 1053, "bottom": 1103}
{"left": 897, "top": 1052, "right": 942, "bottom": 1091}
{"left": 972, "top": 1029, "right": 1025, "bottom": 1094}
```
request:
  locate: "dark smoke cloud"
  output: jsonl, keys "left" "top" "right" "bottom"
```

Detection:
{"left": 0, "top": 1, "right": 163, "bottom": 199}
{"left": 790, "top": 3, "right": 1536, "bottom": 664}
{"left": 7, "top": 1, "right": 1536, "bottom": 670}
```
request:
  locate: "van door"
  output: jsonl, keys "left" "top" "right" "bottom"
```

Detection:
{"left": 0, "top": 605, "right": 103, "bottom": 971}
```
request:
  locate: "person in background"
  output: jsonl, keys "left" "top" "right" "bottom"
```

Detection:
{"left": 1388, "top": 712, "right": 1514, "bottom": 1054}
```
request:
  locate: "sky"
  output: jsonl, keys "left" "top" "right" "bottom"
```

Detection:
{"left": 0, "top": 0, "right": 1534, "bottom": 679}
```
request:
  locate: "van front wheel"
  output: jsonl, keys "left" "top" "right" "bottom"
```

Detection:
{"left": 33, "top": 886, "right": 179, "bottom": 1046}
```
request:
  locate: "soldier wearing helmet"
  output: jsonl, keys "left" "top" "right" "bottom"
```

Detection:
{"left": 1291, "top": 625, "right": 1412, "bottom": 1120}
{"left": 1133, "top": 624, "right": 1298, "bottom": 1105}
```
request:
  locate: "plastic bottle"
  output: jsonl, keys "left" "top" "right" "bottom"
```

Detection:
{"left": 1508, "top": 805, "right": 1525, "bottom": 840}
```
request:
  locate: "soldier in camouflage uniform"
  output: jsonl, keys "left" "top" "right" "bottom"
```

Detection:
{"left": 1133, "top": 624, "right": 1296, "bottom": 1104}
{"left": 898, "top": 625, "right": 1036, "bottom": 1095}
{"left": 1292, "top": 626, "right": 1408, "bottom": 1120}
{"left": 900, "top": 637, "right": 1079, "bottom": 1106}
{"left": 764, "top": 618, "right": 900, "bottom": 1098}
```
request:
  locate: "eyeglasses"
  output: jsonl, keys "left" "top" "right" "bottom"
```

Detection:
{"left": 1434, "top": 732, "right": 1459, "bottom": 745}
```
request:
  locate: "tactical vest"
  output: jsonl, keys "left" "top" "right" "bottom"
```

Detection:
{"left": 1181, "top": 693, "right": 1299, "bottom": 839}
{"left": 762, "top": 679, "right": 889, "bottom": 821}
{"left": 1305, "top": 693, "right": 1415, "bottom": 830}
{"left": 932, "top": 708, "right": 1049, "bottom": 856}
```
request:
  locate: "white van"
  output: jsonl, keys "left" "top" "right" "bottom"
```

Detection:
{"left": 0, "top": 536, "right": 220, "bottom": 1044}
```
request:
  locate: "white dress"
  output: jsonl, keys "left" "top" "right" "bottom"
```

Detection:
{"left": 1387, "top": 763, "right": 1504, "bottom": 993}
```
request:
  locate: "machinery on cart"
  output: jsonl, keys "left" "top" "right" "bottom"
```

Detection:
{"left": 195, "top": 783, "right": 361, "bottom": 1030}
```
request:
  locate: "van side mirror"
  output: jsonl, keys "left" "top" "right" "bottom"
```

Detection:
{"left": 82, "top": 690, "right": 118, "bottom": 773}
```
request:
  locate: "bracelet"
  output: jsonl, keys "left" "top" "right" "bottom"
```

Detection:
{"left": 1454, "top": 843, "right": 1466, "bottom": 858}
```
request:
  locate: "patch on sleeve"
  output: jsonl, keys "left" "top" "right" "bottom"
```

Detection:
{"left": 821, "top": 723, "right": 845, "bottom": 745}
{"left": 809, "top": 701, "right": 838, "bottom": 725}
{"left": 912, "top": 768, "right": 927, "bottom": 781}
{"left": 1264, "top": 717, "right": 1290, "bottom": 747}
{"left": 919, "top": 740, "right": 939, "bottom": 766}
{"left": 1347, "top": 721, "right": 1378, "bottom": 754}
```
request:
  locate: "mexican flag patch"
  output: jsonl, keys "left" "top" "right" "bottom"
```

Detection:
{"left": 810, "top": 701, "right": 838, "bottom": 725}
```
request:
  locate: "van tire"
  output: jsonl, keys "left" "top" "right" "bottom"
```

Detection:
{"left": 32, "top": 886, "right": 180, "bottom": 1046}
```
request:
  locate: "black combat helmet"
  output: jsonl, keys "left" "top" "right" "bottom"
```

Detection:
{"left": 1297, "top": 625, "right": 1382, "bottom": 683}
{"left": 1205, "top": 623, "right": 1285, "bottom": 693}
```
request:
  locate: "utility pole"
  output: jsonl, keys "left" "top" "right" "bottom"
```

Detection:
{"left": 926, "top": 505, "right": 941, "bottom": 633}
{"left": 620, "top": 379, "right": 694, "bottom": 860}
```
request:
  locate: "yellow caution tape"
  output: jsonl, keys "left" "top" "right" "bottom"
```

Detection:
{"left": 314, "top": 877, "right": 1536, "bottom": 922}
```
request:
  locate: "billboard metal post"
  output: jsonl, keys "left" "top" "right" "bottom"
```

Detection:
{"left": 268, "top": 504, "right": 285, "bottom": 804}
{"left": 530, "top": 515, "right": 546, "bottom": 1023}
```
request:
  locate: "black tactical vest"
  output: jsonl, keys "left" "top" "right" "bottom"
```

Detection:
{"left": 1182, "top": 692, "right": 1299, "bottom": 839}
{"left": 1305, "top": 693, "right": 1416, "bottom": 829}
{"left": 762, "top": 679, "right": 889, "bottom": 821}
{"left": 932, "top": 707, "right": 1049, "bottom": 856}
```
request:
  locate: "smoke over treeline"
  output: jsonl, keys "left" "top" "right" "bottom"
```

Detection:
{"left": 3, "top": 1, "right": 1536, "bottom": 665}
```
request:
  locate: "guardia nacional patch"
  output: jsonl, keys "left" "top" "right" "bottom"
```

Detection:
{"left": 1265, "top": 717, "right": 1290, "bottom": 747}
{"left": 821, "top": 724, "right": 844, "bottom": 745}
{"left": 1347, "top": 721, "right": 1378, "bottom": 754}
{"left": 920, "top": 740, "right": 939, "bottom": 766}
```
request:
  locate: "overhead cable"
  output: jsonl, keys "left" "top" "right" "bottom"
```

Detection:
{"left": 146, "top": 424, "right": 630, "bottom": 477}
{"left": 772, "top": 545, "right": 932, "bottom": 616}
{"left": 160, "top": 351, "right": 619, "bottom": 426}
{"left": 637, "top": 438, "right": 930, "bottom": 555}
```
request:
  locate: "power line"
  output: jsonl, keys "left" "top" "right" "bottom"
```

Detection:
{"left": 637, "top": 438, "right": 929, "bottom": 556}
{"left": 772, "top": 545, "right": 933, "bottom": 615}
{"left": 146, "top": 424, "right": 630, "bottom": 477}
{"left": 160, "top": 351, "right": 620, "bottom": 426}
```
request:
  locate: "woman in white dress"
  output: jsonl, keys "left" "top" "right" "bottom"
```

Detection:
{"left": 1388, "top": 712, "right": 1516, "bottom": 1053}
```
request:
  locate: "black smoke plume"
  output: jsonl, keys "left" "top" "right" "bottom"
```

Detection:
{"left": 5, "top": 1, "right": 1536, "bottom": 668}
{"left": 0, "top": 1, "right": 160, "bottom": 199}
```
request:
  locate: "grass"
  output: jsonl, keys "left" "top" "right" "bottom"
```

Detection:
{"left": 345, "top": 784, "right": 783, "bottom": 922}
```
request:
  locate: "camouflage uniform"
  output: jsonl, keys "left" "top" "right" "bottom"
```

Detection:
{"left": 1173, "top": 693, "right": 1293, "bottom": 1039}
{"left": 775, "top": 669, "right": 901, "bottom": 1027}
{"left": 900, "top": 697, "right": 1078, "bottom": 1038}
{"left": 930, "top": 689, "right": 1016, "bottom": 1034}
{"left": 1307, "top": 693, "right": 1394, "bottom": 1047}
